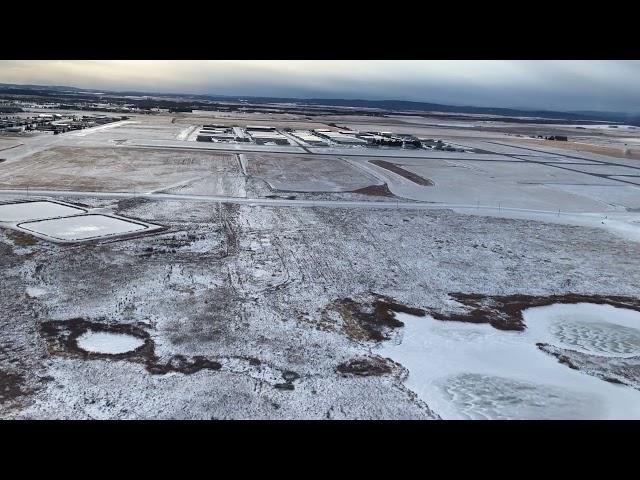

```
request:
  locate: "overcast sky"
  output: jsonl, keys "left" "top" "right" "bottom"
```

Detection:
{"left": 1, "top": 60, "right": 639, "bottom": 113}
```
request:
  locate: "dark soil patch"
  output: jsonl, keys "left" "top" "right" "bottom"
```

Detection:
{"left": 274, "top": 382, "right": 295, "bottom": 390}
{"left": 40, "top": 318, "right": 154, "bottom": 363}
{"left": 273, "top": 370, "right": 300, "bottom": 391}
{"left": 329, "top": 293, "right": 426, "bottom": 341}
{"left": 282, "top": 370, "right": 300, "bottom": 382}
{"left": 266, "top": 194, "right": 297, "bottom": 200}
{"left": 5, "top": 229, "right": 38, "bottom": 246}
{"left": 431, "top": 293, "right": 640, "bottom": 332}
{"left": 336, "top": 356, "right": 393, "bottom": 376}
{"left": 116, "top": 196, "right": 153, "bottom": 212}
{"left": 39, "top": 318, "right": 221, "bottom": 375}
{"left": 0, "top": 371, "right": 31, "bottom": 405}
{"left": 369, "top": 160, "right": 434, "bottom": 186}
{"left": 351, "top": 183, "right": 396, "bottom": 197}
{"left": 146, "top": 355, "right": 222, "bottom": 375}
{"left": 537, "top": 342, "right": 640, "bottom": 389}
{"left": 69, "top": 201, "right": 93, "bottom": 208}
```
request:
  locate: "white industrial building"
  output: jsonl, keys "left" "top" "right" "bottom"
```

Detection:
{"left": 249, "top": 130, "right": 291, "bottom": 145}
{"left": 359, "top": 134, "right": 387, "bottom": 144}
{"left": 291, "top": 130, "right": 328, "bottom": 146}
{"left": 314, "top": 130, "right": 368, "bottom": 145}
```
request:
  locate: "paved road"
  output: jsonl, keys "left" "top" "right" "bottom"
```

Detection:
{"left": 0, "top": 186, "right": 628, "bottom": 217}
{"left": 1, "top": 188, "right": 638, "bottom": 242}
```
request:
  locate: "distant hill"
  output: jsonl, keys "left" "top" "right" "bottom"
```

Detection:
{"left": 1, "top": 82, "right": 639, "bottom": 125}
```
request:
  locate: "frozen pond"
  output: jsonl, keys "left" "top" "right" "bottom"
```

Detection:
{"left": 18, "top": 214, "right": 149, "bottom": 241}
{"left": 377, "top": 309, "right": 640, "bottom": 419}
{"left": 524, "top": 303, "right": 640, "bottom": 358}
{"left": 76, "top": 331, "right": 145, "bottom": 355}
{"left": 0, "top": 201, "right": 85, "bottom": 222}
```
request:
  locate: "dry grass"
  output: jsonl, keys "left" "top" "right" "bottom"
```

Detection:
{"left": 5, "top": 229, "right": 38, "bottom": 246}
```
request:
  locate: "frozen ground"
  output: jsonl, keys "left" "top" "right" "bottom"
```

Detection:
{"left": 246, "top": 153, "right": 382, "bottom": 192}
{"left": 1, "top": 111, "right": 640, "bottom": 419}
{"left": 0, "top": 146, "right": 239, "bottom": 193}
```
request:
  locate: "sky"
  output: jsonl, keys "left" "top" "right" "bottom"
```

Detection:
{"left": 1, "top": 60, "right": 639, "bottom": 113}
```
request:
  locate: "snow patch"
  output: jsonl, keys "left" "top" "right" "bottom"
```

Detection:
{"left": 26, "top": 286, "right": 47, "bottom": 298}
{"left": 76, "top": 331, "right": 145, "bottom": 355}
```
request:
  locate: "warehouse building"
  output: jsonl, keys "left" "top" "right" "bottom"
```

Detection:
{"left": 291, "top": 130, "right": 328, "bottom": 146}
{"left": 314, "top": 130, "right": 368, "bottom": 145}
{"left": 249, "top": 131, "right": 291, "bottom": 145}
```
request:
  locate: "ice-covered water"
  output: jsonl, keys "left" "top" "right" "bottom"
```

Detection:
{"left": 524, "top": 303, "right": 640, "bottom": 358}
{"left": 18, "top": 214, "right": 147, "bottom": 241}
{"left": 377, "top": 308, "right": 640, "bottom": 419}
{"left": 0, "top": 201, "right": 85, "bottom": 222}
{"left": 438, "top": 373, "right": 600, "bottom": 420}
{"left": 76, "top": 331, "right": 145, "bottom": 355}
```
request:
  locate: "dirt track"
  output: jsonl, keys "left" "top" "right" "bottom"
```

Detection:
{"left": 370, "top": 160, "right": 434, "bottom": 186}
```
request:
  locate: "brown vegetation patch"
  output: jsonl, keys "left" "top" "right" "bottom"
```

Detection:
{"left": 329, "top": 294, "right": 426, "bottom": 341}
{"left": 0, "top": 371, "right": 31, "bottom": 405}
{"left": 40, "top": 318, "right": 154, "bottom": 363}
{"left": 146, "top": 355, "right": 222, "bottom": 375}
{"left": 39, "top": 318, "right": 221, "bottom": 375}
{"left": 336, "top": 356, "right": 393, "bottom": 376}
{"left": 5, "top": 229, "right": 38, "bottom": 246}
{"left": 370, "top": 160, "right": 434, "bottom": 186}
{"left": 433, "top": 293, "right": 640, "bottom": 331}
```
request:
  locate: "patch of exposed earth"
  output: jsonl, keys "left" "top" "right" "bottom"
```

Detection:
{"left": 431, "top": 293, "right": 640, "bottom": 331}
{"left": 538, "top": 343, "right": 640, "bottom": 390}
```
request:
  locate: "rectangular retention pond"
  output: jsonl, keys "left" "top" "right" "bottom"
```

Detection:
{"left": 17, "top": 214, "right": 154, "bottom": 242}
{"left": 0, "top": 201, "right": 86, "bottom": 222}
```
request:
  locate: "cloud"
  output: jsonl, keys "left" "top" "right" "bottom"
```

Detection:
{"left": 1, "top": 60, "right": 639, "bottom": 113}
